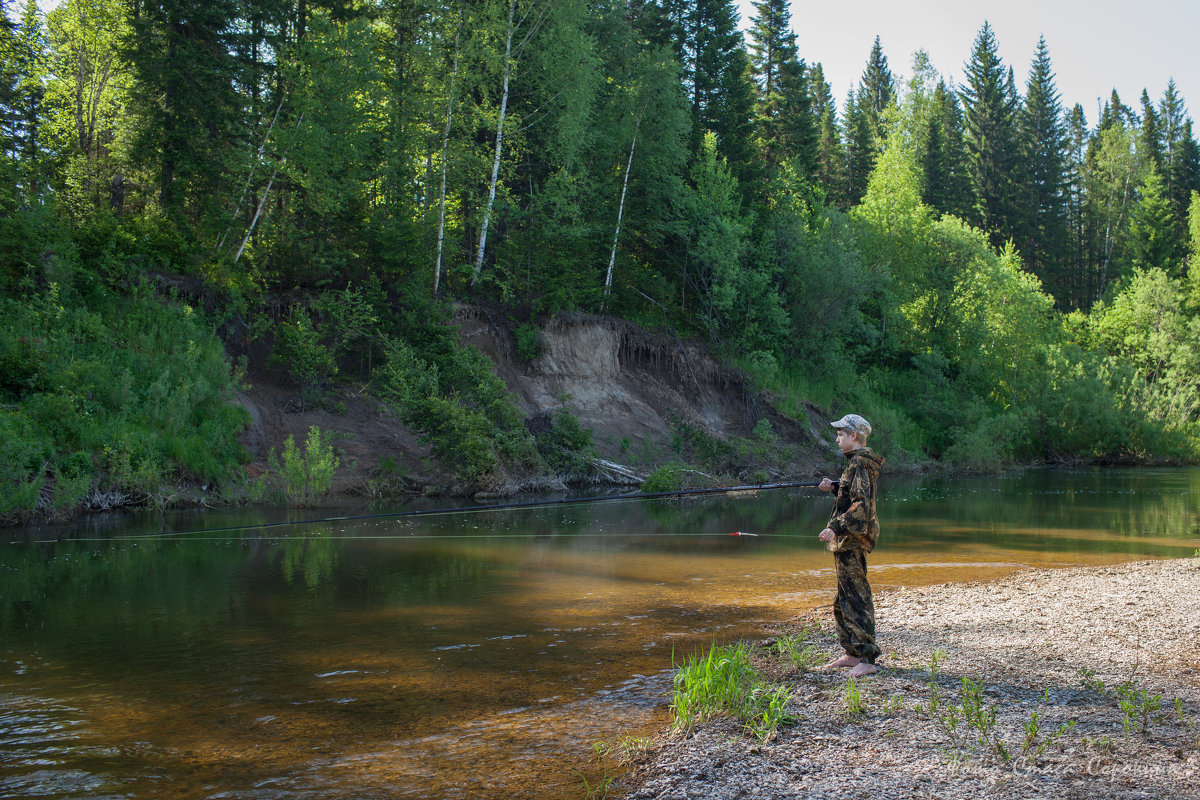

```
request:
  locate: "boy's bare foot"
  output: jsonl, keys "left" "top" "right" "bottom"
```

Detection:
{"left": 825, "top": 654, "right": 860, "bottom": 669}
{"left": 848, "top": 661, "right": 877, "bottom": 678}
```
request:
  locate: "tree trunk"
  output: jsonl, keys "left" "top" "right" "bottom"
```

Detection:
{"left": 434, "top": 12, "right": 462, "bottom": 296}
{"left": 604, "top": 105, "right": 644, "bottom": 302}
{"left": 472, "top": 0, "right": 517, "bottom": 285}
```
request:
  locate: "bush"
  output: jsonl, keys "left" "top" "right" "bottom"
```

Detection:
{"left": 375, "top": 336, "right": 538, "bottom": 485}
{"left": 641, "top": 463, "right": 687, "bottom": 493}
{"left": 271, "top": 306, "right": 336, "bottom": 399}
{"left": 274, "top": 426, "right": 339, "bottom": 506}
{"left": 0, "top": 274, "right": 248, "bottom": 522}
{"left": 537, "top": 408, "right": 595, "bottom": 478}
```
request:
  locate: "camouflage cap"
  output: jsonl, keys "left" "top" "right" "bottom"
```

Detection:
{"left": 831, "top": 413, "right": 872, "bottom": 438}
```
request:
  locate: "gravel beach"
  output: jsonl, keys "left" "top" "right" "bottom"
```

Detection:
{"left": 618, "top": 558, "right": 1200, "bottom": 800}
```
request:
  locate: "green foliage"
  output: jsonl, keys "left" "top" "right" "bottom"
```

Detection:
{"left": 640, "top": 463, "right": 687, "bottom": 493}
{"left": 1021, "top": 691, "right": 1077, "bottom": 758}
{"left": 273, "top": 426, "right": 339, "bottom": 506}
{"left": 0, "top": 272, "right": 248, "bottom": 521}
{"left": 271, "top": 307, "right": 336, "bottom": 397}
{"left": 514, "top": 323, "right": 543, "bottom": 363}
{"left": 671, "top": 641, "right": 794, "bottom": 741}
{"left": 843, "top": 676, "right": 868, "bottom": 716}
{"left": 375, "top": 328, "right": 538, "bottom": 487}
{"left": 1115, "top": 681, "right": 1166, "bottom": 736}
{"left": 537, "top": 407, "right": 596, "bottom": 479}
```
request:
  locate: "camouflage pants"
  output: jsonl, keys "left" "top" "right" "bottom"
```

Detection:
{"left": 833, "top": 549, "right": 880, "bottom": 664}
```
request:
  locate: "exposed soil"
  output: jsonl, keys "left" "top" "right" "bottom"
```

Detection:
{"left": 618, "top": 558, "right": 1200, "bottom": 800}
{"left": 236, "top": 306, "right": 838, "bottom": 496}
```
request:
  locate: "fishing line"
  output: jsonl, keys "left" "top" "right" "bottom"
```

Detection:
{"left": 20, "top": 482, "right": 824, "bottom": 544}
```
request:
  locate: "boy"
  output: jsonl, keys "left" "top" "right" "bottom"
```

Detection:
{"left": 817, "top": 413, "right": 885, "bottom": 678}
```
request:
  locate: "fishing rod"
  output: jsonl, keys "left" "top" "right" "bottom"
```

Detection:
{"left": 27, "top": 480, "right": 826, "bottom": 543}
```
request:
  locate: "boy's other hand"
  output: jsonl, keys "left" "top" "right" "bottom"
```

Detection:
{"left": 818, "top": 527, "right": 835, "bottom": 543}
{"left": 818, "top": 478, "right": 835, "bottom": 492}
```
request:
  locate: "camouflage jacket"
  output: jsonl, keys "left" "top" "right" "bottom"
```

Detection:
{"left": 827, "top": 447, "right": 885, "bottom": 554}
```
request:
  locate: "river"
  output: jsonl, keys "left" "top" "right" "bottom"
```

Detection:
{"left": 2, "top": 467, "right": 1198, "bottom": 799}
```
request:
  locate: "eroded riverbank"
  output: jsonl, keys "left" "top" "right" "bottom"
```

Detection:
{"left": 619, "top": 558, "right": 1200, "bottom": 800}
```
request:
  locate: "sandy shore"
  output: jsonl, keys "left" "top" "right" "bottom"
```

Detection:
{"left": 618, "top": 558, "right": 1200, "bottom": 799}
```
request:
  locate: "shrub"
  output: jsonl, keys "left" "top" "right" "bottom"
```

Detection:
{"left": 641, "top": 464, "right": 686, "bottom": 493}
{"left": 537, "top": 408, "right": 595, "bottom": 478}
{"left": 275, "top": 426, "right": 339, "bottom": 506}
{"left": 375, "top": 337, "right": 538, "bottom": 485}
{"left": 271, "top": 306, "right": 336, "bottom": 400}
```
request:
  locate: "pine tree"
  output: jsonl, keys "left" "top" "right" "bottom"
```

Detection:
{"left": 746, "top": 0, "right": 816, "bottom": 179}
{"left": 12, "top": 0, "right": 48, "bottom": 199}
{"left": 653, "top": 0, "right": 755, "bottom": 181}
{"left": 858, "top": 35, "right": 894, "bottom": 141}
{"left": 1019, "top": 35, "right": 1068, "bottom": 296}
{"left": 844, "top": 90, "right": 875, "bottom": 206}
{"left": 960, "top": 22, "right": 1020, "bottom": 246}
{"left": 928, "top": 80, "right": 972, "bottom": 220}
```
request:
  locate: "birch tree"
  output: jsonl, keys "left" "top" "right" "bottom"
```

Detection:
{"left": 471, "top": 0, "right": 551, "bottom": 285}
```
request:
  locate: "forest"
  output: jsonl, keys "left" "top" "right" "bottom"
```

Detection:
{"left": 3, "top": 0, "right": 1200, "bottom": 521}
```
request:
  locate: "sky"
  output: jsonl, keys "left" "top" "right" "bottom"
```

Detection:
{"left": 738, "top": 0, "right": 1200, "bottom": 123}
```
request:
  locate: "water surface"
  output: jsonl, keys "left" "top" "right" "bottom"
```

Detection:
{"left": 3, "top": 467, "right": 1198, "bottom": 798}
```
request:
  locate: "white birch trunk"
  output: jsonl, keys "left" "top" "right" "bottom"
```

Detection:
{"left": 218, "top": 96, "right": 286, "bottom": 253}
{"left": 604, "top": 109, "right": 643, "bottom": 300}
{"left": 434, "top": 15, "right": 463, "bottom": 296}
{"left": 472, "top": 0, "right": 517, "bottom": 285}
{"left": 233, "top": 112, "right": 303, "bottom": 266}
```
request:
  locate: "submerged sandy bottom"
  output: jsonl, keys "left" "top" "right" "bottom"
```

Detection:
{"left": 619, "top": 557, "right": 1200, "bottom": 800}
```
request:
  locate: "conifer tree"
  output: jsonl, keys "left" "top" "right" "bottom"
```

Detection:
{"left": 1063, "top": 103, "right": 1091, "bottom": 307}
{"left": 746, "top": 0, "right": 816, "bottom": 179}
{"left": 858, "top": 35, "right": 894, "bottom": 141}
{"left": 652, "top": 0, "right": 755, "bottom": 181}
{"left": 1020, "top": 35, "right": 1068, "bottom": 296}
{"left": 1139, "top": 89, "right": 1163, "bottom": 173}
{"left": 126, "top": 0, "right": 244, "bottom": 218}
{"left": 1158, "top": 82, "right": 1200, "bottom": 257}
{"left": 0, "top": 2, "right": 17, "bottom": 211}
{"left": 12, "top": 0, "right": 47, "bottom": 198}
{"left": 960, "top": 22, "right": 1020, "bottom": 246}
{"left": 1129, "top": 167, "right": 1177, "bottom": 273}
{"left": 808, "top": 63, "right": 846, "bottom": 205}
{"left": 844, "top": 90, "right": 876, "bottom": 206}
{"left": 927, "top": 80, "right": 972, "bottom": 220}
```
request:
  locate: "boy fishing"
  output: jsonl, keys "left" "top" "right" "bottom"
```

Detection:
{"left": 817, "top": 413, "right": 885, "bottom": 678}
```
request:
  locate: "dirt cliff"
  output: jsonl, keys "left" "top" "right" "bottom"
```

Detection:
{"left": 238, "top": 307, "right": 838, "bottom": 494}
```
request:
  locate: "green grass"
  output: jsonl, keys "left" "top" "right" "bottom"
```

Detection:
{"left": 671, "top": 641, "right": 795, "bottom": 741}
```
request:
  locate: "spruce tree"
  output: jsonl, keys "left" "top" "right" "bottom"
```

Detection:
{"left": 653, "top": 0, "right": 755, "bottom": 181}
{"left": 1020, "top": 35, "right": 1068, "bottom": 296}
{"left": 126, "top": 0, "right": 245, "bottom": 218}
{"left": 858, "top": 35, "right": 894, "bottom": 141}
{"left": 1063, "top": 103, "right": 1090, "bottom": 308}
{"left": 960, "top": 22, "right": 1020, "bottom": 246}
{"left": 930, "top": 80, "right": 972, "bottom": 220}
{"left": 746, "top": 0, "right": 816, "bottom": 178}
{"left": 1139, "top": 89, "right": 1163, "bottom": 173}
{"left": 844, "top": 90, "right": 876, "bottom": 206}
{"left": 809, "top": 62, "right": 846, "bottom": 204}
{"left": 0, "top": 2, "right": 17, "bottom": 211}
{"left": 1129, "top": 167, "right": 1177, "bottom": 273}
{"left": 12, "top": 0, "right": 47, "bottom": 199}
{"left": 1159, "top": 82, "right": 1200, "bottom": 258}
